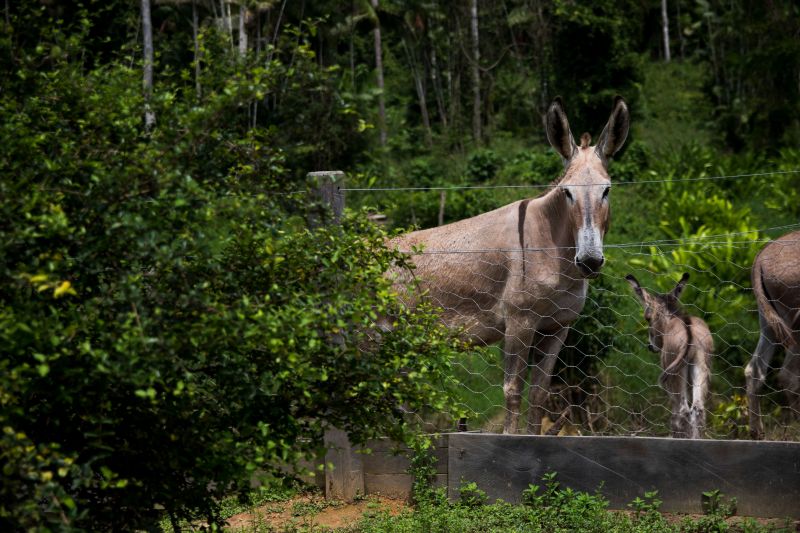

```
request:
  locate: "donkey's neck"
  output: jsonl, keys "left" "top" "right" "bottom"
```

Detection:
{"left": 529, "top": 187, "right": 575, "bottom": 251}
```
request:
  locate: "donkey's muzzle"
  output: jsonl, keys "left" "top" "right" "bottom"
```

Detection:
{"left": 576, "top": 255, "right": 605, "bottom": 278}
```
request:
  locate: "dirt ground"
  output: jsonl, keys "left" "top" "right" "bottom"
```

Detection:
{"left": 223, "top": 494, "right": 798, "bottom": 532}
{"left": 224, "top": 494, "right": 407, "bottom": 532}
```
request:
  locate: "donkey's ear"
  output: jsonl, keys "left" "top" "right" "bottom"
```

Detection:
{"left": 595, "top": 96, "right": 630, "bottom": 162}
{"left": 671, "top": 272, "right": 690, "bottom": 299}
{"left": 545, "top": 96, "right": 577, "bottom": 162}
{"left": 625, "top": 274, "right": 645, "bottom": 303}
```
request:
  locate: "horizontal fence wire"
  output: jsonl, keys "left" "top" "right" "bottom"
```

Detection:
{"left": 339, "top": 169, "right": 800, "bottom": 192}
{"left": 391, "top": 223, "right": 800, "bottom": 255}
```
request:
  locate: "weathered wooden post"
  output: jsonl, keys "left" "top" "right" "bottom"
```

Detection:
{"left": 308, "top": 170, "right": 346, "bottom": 224}
{"left": 308, "top": 170, "right": 365, "bottom": 501}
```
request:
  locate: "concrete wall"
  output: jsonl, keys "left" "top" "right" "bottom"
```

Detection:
{"left": 325, "top": 432, "right": 800, "bottom": 518}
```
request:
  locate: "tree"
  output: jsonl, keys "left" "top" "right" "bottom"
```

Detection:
{"left": 141, "top": 0, "right": 156, "bottom": 129}
{"left": 238, "top": 0, "right": 248, "bottom": 56}
{"left": 369, "top": 0, "right": 387, "bottom": 146}
{"left": 661, "top": 0, "right": 670, "bottom": 62}
{"left": 469, "top": 0, "right": 481, "bottom": 143}
{"left": 0, "top": 8, "right": 462, "bottom": 529}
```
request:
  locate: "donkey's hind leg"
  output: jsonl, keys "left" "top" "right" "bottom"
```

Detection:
{"left": 665, "top": 367, "right": 690, "bottom": 438}
{"left": 745, "top": 317, "right": 778, "bottom": 440}
{"left": 526, "top": 328, "right": 568, "bottom": 435}
{"left": 689, "top": 355, "right": 710, "bottom": 439}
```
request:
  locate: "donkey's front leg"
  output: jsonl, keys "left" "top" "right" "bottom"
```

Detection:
{"left": 503, "top": 320, "right": 536, "bottom": 434}
{"left": 527, "top": 328, "right": 568, "bottom": 435}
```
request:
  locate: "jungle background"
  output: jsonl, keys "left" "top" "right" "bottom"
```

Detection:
{"left": 2, "top": 0, "right": 800, "bottom": 529}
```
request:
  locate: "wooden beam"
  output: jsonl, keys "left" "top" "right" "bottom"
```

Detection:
{"left": 447, "top": 433, "right": 800, "bottom": 518}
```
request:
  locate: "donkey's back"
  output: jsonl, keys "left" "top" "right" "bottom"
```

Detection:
{"left": 746, "top": 229, "right": 800, "bottom": 439}
{"left": 753, "top": 230, "right": 800, "bottom": 345}
{"left": 389, "top": 201, "right": 532, "bottom": 344}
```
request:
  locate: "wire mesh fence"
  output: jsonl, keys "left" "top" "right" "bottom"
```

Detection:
{"left": 392, "top": 234, "right": 800, "bottom": 441}
{"left": 327, "top": 172, "right": 800, "bottom": 441}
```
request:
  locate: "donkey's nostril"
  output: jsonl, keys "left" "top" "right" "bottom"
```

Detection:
{"left": 577, "top": 255, "right": 605, "bottom": 275}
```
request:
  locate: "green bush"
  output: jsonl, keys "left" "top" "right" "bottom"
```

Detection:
{"left": 0, "top": 10, "right": 464, "bottom": 530}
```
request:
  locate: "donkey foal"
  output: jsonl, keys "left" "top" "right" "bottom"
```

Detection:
{"left": 626, "top": 273, "right": 713, "bottom": 439}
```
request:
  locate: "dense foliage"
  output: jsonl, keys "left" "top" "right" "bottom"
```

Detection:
{"left": 0, "top": 4, "right": 467, "bottom": 530}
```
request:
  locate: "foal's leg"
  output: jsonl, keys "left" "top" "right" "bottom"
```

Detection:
{"left": 526, "top": 328, "right": 568, "bottom": 435}
{"left": 503, "top": 317, "right": 537, "bottom": 434}
{"left": 745, "top": 317, "right": 778, "bottom": 440}
{"left": 689, "top": 354, "right": 711, "bottom": 439}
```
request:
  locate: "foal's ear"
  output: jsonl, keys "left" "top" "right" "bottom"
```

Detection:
{"left": 625, "top": 274, "right": 646, "bottom": 303}
{"left": 671, "top": 272, "right": 690, "bottom": 299}
{"left": 545, "top": 96, "right": 577, "bottom": 162}
{"left": 595, "top": 96, "right": 630, "bottom": 162}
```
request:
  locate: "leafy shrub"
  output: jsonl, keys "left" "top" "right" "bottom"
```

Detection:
{"left": 466, "top": 149, "right": 500, "bottom": 182}
{"left": 408, "top": 435, "right": 439, "bottom": 504}
{"left": 456, "top": 480, "right": 487, "bottom": 508}
{"left": 0, "top": 9, "right": 465, "bottom": 530}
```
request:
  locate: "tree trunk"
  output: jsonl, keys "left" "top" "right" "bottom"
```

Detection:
{"left": 438, "top": 191, "right": 446, "bottom": 226}
{"left": 470, "top": 0, "right": 481, "bottom": 144}
{"left": 661, "top": 0, "right": 671, "bottom": 62}
{"left": 141, "top": 0, "right": 156, "bottom": 130}
{"left": 238, "top": 2, "right": 248, "bottom": 57}
{"left": 192, "top": 0, "right": 201, "bottom": 99}
{"left": 372, "top": 0, "right": 387, "bottom": 147}
{"left": 403, "top": 39, "right": 433, "bottom": 148}
{"left": 253, "top": 8, "right": 260, "bottom": 128}
{"left": 349, "top": 1, "right": 356, "bottom": 88}
{"left": 676, "top": 0, "right": 685, "bottom": 59}
{"left": 430, "top": 45, "right": 448, "bottom": 128}
{"left": 221, "top": 0, "right": 233, "bottom": 47}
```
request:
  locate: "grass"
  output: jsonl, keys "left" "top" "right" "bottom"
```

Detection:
{"left": 156, "top": 466, "right": 797, "bottom": 532}
{"left": 450, "top": 345, "right": 505, "bottom": 431}
{"left": 350, "top": 479, "right": 794, "bottom": 533}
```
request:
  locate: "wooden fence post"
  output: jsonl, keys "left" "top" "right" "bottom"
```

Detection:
{"left": 308, "top": 170, "right": 364, "bottom": 501}
{"left": 308, "top": 170, "right": 346, "bottom": 223}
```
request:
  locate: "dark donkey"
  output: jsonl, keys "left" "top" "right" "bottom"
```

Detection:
{"left": 746, "top": 230, "right": 800, "bottom": 439}
{"left": 390, "top": 97, "right": 630, "bottom": 434}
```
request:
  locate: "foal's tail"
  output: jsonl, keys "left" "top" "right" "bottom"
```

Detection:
{"left": 752, "top": 253, "right": 796, "bottom": 349}
{"left": 659, "top": 317, "right": 692, "bottom": 387}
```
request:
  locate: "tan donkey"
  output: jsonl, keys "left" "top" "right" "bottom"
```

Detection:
{"left": 390, "top": 97, "right": 630, "bottom": 434}
{"left": 625, "top": 273, "right": 713, "bottom": 438}
{"left": 746, "top": 230, "right": 800, "bottom": 439}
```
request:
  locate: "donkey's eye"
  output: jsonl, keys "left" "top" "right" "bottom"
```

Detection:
{"left": 563, "top": 188, "right": 574, "bottom": 202}
{"left": 602, "top": 187, "right": 610, "bottom": 200}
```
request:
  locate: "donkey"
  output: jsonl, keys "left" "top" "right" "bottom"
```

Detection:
{"left": 389, "top": 96, "right": 630, "bottom": 434}
{"left": 625, "top": 273, "right": 713, "bottom": 439}
{"left": 746, "top": 230, "right": 800, "bottom": 439}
